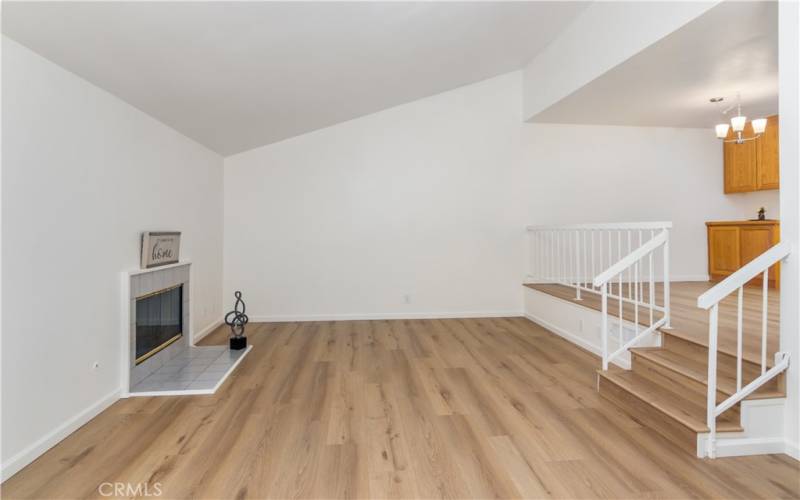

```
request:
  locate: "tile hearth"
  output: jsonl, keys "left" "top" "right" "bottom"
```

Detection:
{"left": 129, "top": 345, "right": 252, "bottom": 396}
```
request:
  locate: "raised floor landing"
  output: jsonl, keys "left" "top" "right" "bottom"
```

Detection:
{"left": 525, "top": 281, "right": 779, "bottom": 366}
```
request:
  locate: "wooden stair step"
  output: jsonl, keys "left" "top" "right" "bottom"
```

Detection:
{"left": 660, "top": 326, "right": 776, "bottom": 369}
{"left": 597, "top": 369, "right": 743, "bottom": 434}
{"left": 630, "top": 347, "right": 784, "bottom": 400}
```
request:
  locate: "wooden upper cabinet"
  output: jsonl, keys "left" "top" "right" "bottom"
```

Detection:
{"left": 758, "top": 115, "right": 780, "bottom": 189}
{"left": 723, "top": 114, "right": 779, "bottom": 193}
{"left": 723, "top": 130, "right": 758, "bottom": 193}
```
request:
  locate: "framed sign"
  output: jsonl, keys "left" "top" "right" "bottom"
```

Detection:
{"left": 141, "top": 231, "right": 181, "bottom": 269}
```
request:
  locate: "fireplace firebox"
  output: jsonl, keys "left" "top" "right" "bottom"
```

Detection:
{"left": 135, "top": 284, "right": 183, "bottom": 364}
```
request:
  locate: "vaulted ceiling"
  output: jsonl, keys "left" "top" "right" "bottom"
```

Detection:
{"left": 2, "top": 1, "right": 588, "bottom": 155}
{"left": 529, "top": 1, "right": 778, "bottom": 129}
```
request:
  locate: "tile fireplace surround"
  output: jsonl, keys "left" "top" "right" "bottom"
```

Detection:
{"left": 122, "top": 261, "right": 250, "bottom": 397}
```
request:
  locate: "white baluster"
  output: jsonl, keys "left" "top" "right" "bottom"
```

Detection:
{"left": 569, "top": 230, "right": 574, "bottom": 290}
{"left": 627, "top": 230, "right": 632, "bottom": 299}
{"left": 707, "top": 304, "right": 719, "bottom": 458}
{"left": 547, "top": 231, "right": 556, "bottom": 283}
{"left": 634, "top": 258, "right": 639, "bottom": 335}
{"left": 601, "top": 282, "right": 608, "bottom": 370}
{"left": 737, "top": 286, "right": 743, "bottom": 391}
{"left": 618, "top": 231, "right": 623, "bottom": 344}
{"left": 601, "top": 231, "right": 605, "bottom": 291}
{"left": 583, "top": 230, "right": 588, "bottom": 290}
{"left": 663, "top": 232, "right": 671, "bottom": 328}
{"left": 589, "top": 229, "right": 595, "bottom": 290}
{"left": 539, "top": 232, "right": 543, "bottom": 281}
{"left": 608, "top": 230, "right": 612, "bottom": 291}
{"left": 575, "top": 230, "right": 581, "bottom": 299}
{"left": 762, "top": 269, "right": 768, "bottom": 375}
{"left": 560, "top": 230, "right": 565, "bottom": 285}
{"left": 649, "top": 247, "right": 654, "bottom": 327}
{"left": 638, "top": 230, "right": 644, "bottom": 303}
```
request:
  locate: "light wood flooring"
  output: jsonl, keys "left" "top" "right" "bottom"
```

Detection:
{"left": 525, "top": 281, "right": 780, "bottom": 366}
{"left": 3, "top": 318, "right": 798, "bottom": 499}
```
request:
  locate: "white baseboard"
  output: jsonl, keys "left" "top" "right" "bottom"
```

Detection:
{"left": 523, "top": 312, "right": 630, "bottom": 369}
{"left": 249, "top": 310, "right": 523, "bottom": 322}
{"left": 672, "top": 274, "right": 711, "bottom": 282}
{"left": 1, "top": 388, "right": 121, "bottom": 482}
{"left": 696, "top": 435, "right": 790, "bottom": 458}
{"left": 192, "top": 317, "right": 224, "bottom": 344}
{"left": 785, "top": 440, "right": 800, "bottom": 461}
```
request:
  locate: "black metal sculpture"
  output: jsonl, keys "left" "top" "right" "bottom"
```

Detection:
{"left": 225, "top": 290, "right": 249, "bottom": 350}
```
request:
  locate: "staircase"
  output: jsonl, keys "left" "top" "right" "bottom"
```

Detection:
{"left": 598, "top": 329, "right": 784, "bottom": 456}
{"left": 525, "top": 223, "right": 790, "bottom": 459}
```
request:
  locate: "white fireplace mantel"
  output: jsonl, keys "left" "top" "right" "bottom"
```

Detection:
{"left": 125, "top": 260, "right": 192, "bottom": 277}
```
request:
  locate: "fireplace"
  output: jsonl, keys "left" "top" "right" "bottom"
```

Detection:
{"left": 126, "top": 262, "right": 191, "bottom": 391}
{"left": 124, "top": 261, "right": 251, "bottom": 397}
{"left": 135, "top": 284, "right": 183, "bottom": 364}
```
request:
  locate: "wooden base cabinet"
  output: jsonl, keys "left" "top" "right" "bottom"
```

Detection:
{"left": 707, "top": 220, "right": 780, "bottom": 288}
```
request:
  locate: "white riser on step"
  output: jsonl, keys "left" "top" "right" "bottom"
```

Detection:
{"left": 524, "top": 286, "right": 660, "bottom": 369}
{"left": 696, "top": 398, "right": 786, "bottom": 457}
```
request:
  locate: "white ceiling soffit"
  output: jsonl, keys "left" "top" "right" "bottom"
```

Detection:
{"left": 529, "top": 1, "right": 778, "bottom": 129}
{"left": 2, "top": 1, "right": 589, "bottom": 155}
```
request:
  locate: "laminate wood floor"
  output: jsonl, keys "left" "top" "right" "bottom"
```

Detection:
{"left": 525, "top": 282, "right": 780, "bottom": 366}
{"left": 3, "top": 318, "right": 798, "bottom": 499}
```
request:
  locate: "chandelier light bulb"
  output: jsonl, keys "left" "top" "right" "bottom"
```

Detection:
{"left": 752, "top": 118, "right": 767, "bottom": 134}
{"left": 715, "top": 123, "right": 730, "bottom": 139}
{"left": 731, "top": 115, "right": 747, "bottom": 133}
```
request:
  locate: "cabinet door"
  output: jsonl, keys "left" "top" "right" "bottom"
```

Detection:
{"left": 708, "top": 226, "right": 740, "bottom": 279}
{"left": 724, "top": 124, "right": 759, "bottom": 193}
{"left": 740, "top": 226, "right": 778, "bottom": 286}
{"left": 757, "top": 115, "right": 779, "bottom": 190}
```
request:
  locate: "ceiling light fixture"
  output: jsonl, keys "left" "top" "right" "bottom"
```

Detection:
{"left": 712, "top": 94, "right": 767, "bottom": 144}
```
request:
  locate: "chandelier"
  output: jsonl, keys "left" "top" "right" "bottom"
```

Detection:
{"left": 712, "top": 94, "right": 767, "bottom": 144}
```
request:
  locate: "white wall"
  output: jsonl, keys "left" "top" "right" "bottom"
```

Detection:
{"left": 522, "top": 123, "right": 780, "bottom": 280}
{"left": 224, "top": 71, "right": 778, "bottom": 320}
{"left": 224, "top": 73, "right": 527, "bottom": 320}
{"left": 1, "top": 37, "right": 224, "bottom": 478}
{"left": 778, "top": 0, "right": 800, "bottom": 460}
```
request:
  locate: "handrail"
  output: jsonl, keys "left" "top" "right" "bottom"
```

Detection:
{"left": 527, "top": 221, "right": 672, "bottom": 231}
{"left": 713, "top": 352, "right": 790, "bottom": 418}
{"left": 697, "top": 242, "right": 790, "bottom": 309}
{"left": 594, "top": 230, "right": 668, "bottom": 287}
{"left": 700, "top": 241, "right": 791, "bottom": 458}
{"left": 526, "top": 222, "right": 672, "bottom": 371}
{"left": 594, "top": 229, "right": 671, "bottom": 370}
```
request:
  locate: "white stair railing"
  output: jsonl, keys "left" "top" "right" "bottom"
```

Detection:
{"left": 593, "top": 228, "right": 671, "bottom": 369}
{"left": 697, "top": 242, "right": 791, "bottom": 459}
{"left": 527, "top": 222, "right": 672, "bottom": 369}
